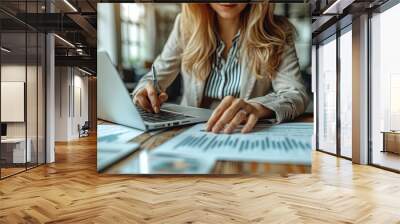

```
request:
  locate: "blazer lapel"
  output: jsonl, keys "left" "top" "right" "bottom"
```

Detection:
{"left": 240, "top": 66, "right": 257, "bottom": 99}
{"left": 194, "top": 79, "right": 206, "bottom": 107}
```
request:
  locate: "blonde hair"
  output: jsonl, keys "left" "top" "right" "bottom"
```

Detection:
{"left": 180, "top": 2, "right": 295, "bottom": 80}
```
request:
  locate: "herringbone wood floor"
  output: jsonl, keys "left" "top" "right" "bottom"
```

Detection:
{"left": 1, "top": 135, "right": 400, "bottom": 224}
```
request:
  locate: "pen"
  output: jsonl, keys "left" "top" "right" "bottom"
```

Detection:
{"left": 152, "top": 64, "right": 161, "bottom": 94}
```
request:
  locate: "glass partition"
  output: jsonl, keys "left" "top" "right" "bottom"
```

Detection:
{"left": 1, "top": 31, "right": 28, "bottom": 177}
{"left": 38, "top": 32, "right": 46, "bottom": 165}
{"left": 0, "top": 1, "right": 46, "bottom": 179}
{"left": 27, "top": 31, "right": 38, "bottom": 169}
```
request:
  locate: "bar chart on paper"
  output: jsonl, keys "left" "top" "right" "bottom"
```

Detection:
{"left": 152, "top": 122, "right": 314, "bottom": 164}
{"left": 175, "top": 135, "right": 311, "bottom": 152}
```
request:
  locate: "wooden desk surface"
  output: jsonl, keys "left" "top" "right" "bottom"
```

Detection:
{"left": 100, "top": 113, "right": 314, "bottom": 175}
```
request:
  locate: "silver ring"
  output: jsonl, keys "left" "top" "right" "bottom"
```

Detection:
{"left": 239, "top": 109, "right": 248, "bottom": 116}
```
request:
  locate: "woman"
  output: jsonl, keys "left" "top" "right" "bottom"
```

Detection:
{"left": 133, "top": 2, "right": 308, "bottom": 134}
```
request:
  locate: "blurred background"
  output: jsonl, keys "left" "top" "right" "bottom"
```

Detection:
{"left": 97, "top": 3, "right": 312, "bottom": 113}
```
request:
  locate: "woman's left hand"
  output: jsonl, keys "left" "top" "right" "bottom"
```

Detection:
{"left": 205, "top": 96, "right": 274, "bottom": 134}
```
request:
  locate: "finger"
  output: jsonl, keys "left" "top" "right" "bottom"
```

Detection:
{"left": 133, "top": 88, "right": 147, "bottom": 103}
{"left": 135, "top": 94, "right": 153, "bottom": 112}
{"left": 224, "top": 110, "right": 248, "bottom": 134}
{"left": 215, "top": 99, "right": 249, "bottom": 130}
{"left": 241, "top": 113, "right": 258, "bottom": 133}
{"left": 159, "top": 92, "right": 168, "bottom": 103}
{"left": 212, "top": 101, "right": 244, "bottom": 133}
{"left": 205, "top": 96, "right": 235, "bottom": 131}
{"left": 146, "top": 85, "right": 161, "bottom": 113}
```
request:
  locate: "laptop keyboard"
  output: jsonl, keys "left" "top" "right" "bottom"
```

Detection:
{"left": 137, "top": 107, "right": 193, "bottom": 123}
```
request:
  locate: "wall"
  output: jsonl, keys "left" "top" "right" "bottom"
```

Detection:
{"left": 54, "top": 66, "right": 69, "bottom": 141}
{"left": 1, "top": 65, "right": 25, "bottom": 138}
{"left": 1, "top": 65, "right": 42, "bottom": 137}
{"left": 1, "top": 64, "right": 45, "bottom": 164}
{"left": 72, "top": 73, "right": 89, "bottom": 138}
{"left": 54, "top": 67, "right": 89, "bottom": 141}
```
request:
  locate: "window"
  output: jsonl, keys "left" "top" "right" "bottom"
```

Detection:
{"left": 339, "top": 28, "right": 352, "bottom": 158}
{"left": 120, "top": 3, "right": 146, "bottom": 68}
{"left": 316, "top": 25, "right": 353, "bottom": 159}
{"left": 317, "top": 36, "right": 337, "bottom": 154}
{"left": 370, "top": 2, "right": 400, "bottom": 171}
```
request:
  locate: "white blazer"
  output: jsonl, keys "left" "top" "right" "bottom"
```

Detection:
{"left": 133, "top": 14, "right": 309, "bottom": 123}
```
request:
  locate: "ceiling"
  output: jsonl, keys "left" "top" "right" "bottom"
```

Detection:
{"left": 311, "top": 0, "right": 390, "bottom": 43}
{"left": 0, "top": 0, "right": 393, "bottom": 73}
{"left": 0, "top": 0, "right": 98, "bottom": 73}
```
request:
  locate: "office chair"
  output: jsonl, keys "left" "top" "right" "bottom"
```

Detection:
{"left": 79, "top": 121, "right": 90, "bottom": 138}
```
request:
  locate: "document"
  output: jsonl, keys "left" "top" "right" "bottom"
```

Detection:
{"left": 97, "top": 123, "right": 144, "bottom": 143}
{"left": 97, "top": 123, "right": 144, "bottom": 171}
{"left": 97, "top": 142, "right": 140, "bottom": 172}
{"left": 147, "top": 153, "right": 216, "bottom": 174}
{"left": 152, "top": 122, "right": 313, "bottom": 164}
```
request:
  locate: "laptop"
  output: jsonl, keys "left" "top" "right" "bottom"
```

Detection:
{"left": 97, "top": 51, "right": 212, "bottom": 131}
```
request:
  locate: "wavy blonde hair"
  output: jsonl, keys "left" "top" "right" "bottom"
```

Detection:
{"left": 180, "top": 2, "right": 295, "bottom": 80}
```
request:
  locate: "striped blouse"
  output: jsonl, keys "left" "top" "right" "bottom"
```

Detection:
{"left": 204, "top": 31, "right": 242, "bottom": 100}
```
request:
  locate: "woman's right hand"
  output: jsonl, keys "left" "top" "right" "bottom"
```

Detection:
{"left": 133, "top": 82, "right": 168, "bottom": 113}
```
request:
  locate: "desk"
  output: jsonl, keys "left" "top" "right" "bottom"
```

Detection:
{"left": 100, "top": 114, "right": 313, "bottom": 175}
{"left": 1, "top": 138, "right": 31, "bottom": 164}
{"left": 381, "top": 131, "right": 400, "bottom": 154}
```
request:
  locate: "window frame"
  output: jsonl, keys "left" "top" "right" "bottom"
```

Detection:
{"left": 367, "top": 0, "right": 400, "bottom": 173}
{"left": 314, "top": 20, "right": 353, "bottom": 161}
{"left": 315, "top": 0, "right": 400, "bottom": 173}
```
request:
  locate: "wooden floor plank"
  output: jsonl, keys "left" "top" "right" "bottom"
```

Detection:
{"left": 0, "top": 135, "right": 400, "bottom": 223}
